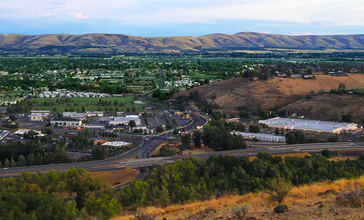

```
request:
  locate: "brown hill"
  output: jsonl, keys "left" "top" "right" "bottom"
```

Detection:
{"left": 283, "top": 94, "right": 364, "bottom": 123}
{"left": 1, "top": 32, "right": 364, "bottom": 53}
{"left": 175, "top": 74, "right": 364, "bottom": 114}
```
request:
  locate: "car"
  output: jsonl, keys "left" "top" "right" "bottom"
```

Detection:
{"left": 3, "top": 167, "right": 8, "bottom": 170}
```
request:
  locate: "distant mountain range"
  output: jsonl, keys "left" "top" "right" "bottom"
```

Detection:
{"left": 1, "top": 32, "right": 364, "bottom": 53}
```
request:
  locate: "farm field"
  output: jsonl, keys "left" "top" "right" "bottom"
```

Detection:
{"left": 29, "top": 96, "right": 151, "bottom": 113}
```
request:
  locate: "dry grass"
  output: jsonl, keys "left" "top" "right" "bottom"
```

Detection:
{"left": 152, "top": 142, "right": 214, "bottom": 156}
{"left": 112, "top": 176, "right": 364, "bottom": 220}
{"left": 89, "top": 168, "right": 139, "bottom": 186}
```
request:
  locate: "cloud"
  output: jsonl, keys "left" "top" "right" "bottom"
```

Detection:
{"left": 70, "top": 12, "right": 88, "bottom": 19}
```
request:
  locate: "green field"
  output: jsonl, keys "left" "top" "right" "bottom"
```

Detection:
{"left": 30, "top": 96, "right": 151, "bottom": 113}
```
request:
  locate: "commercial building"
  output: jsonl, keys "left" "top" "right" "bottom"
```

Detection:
{"left": 86, "top": 111, "right": 104, "bottom": 117}
{"left": 108, "top": 115, "right": 142, "bottom": 126}
{"left": 101, "top": 141, "right": 132, "bottom": 149}
{"left": 30, "top": 114, "right": 43, "bottom": 121}
{"left": 31, "top": 110, "right": 51, "bottom": 116}
{"left": 232, "top": 131, "right": 286, "bottom": 142}
{"left": 50, "top": 117, "right": 82, "bottom": 127}
{"left": 63, "top": 112, "right": 87, "bottom": 121}
{"left": 259, "top": 117, "right": 357, "bottom": 134}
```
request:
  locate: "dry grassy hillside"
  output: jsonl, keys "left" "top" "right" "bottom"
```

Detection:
{"left": 114, "top": 177, "right": 364, "bottom": 220}
{"left": 175, "top": 74, "right": 364, "bottom": 112}
{"left": 1, "top": 32, "right": 364, "bottom": 53}
{"left": 283, "top": 94, "right": 364, "bottom": 122}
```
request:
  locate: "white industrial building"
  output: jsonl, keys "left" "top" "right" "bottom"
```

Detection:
{"left": 101, "top": 141, "right": 132, "bottom": 149}
{"left": 259, "top": 117, "right": 357, "bottom": 134}
{"left": 232, "top": 131, "right": 286, "bottom": 142}
{"left": 50, "top": 117, "right": 82, "bottom": 126}
{"left": 31, "top": 110, "right": 51, "bottom": 116}
{"left": 108, "top": 115, "right": 142, "bottom": 126}
{"left": 63, "top": 112, "right": 87, "bottom": 121}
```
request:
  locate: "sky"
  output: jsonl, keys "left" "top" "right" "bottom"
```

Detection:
{"left": 0, "top": 0, "right": 363, "bottom": 37}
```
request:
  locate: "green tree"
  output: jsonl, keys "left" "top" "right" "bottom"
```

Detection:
{"left": 10, "top": 158, "right": 17, "bottom": 167}
{"left": 9, "top": 114, "right": 16, "bottom": 121}
{"left": 193, "top": 130, "right": 201, "bottom": 148}
{"left": 27, "top": 153, "right": 35, "bottom": 166}
{"left": 85, "top": 193, "right": 122, "bottom": 219}
{"left": 159, "top": 186, "right": 170, "bottom": 207}
{"left": 266, "top": 177, "right": 292, "bottom": 204}
{"left": 230, "top": 111, "right": 236, "bottom": 118}
{"left": 321, "top": 149, "right": 332, "bottom": 158}
{"left": 4, "top": 158, "right": 10, "bottom": 167}
{"left": 339, "top": 83, "right": 346, "bottom": 91}
{"left": 156, "top": 126, "right": 164, "bottom": 133}
{"left": 239, "top": 110, "right": 250, "bottom": 119}
{"left": 248, "top": 124, "right": 260, "bottom": 133}
{"left": 129, "top": 120, "right": 136, "bottom": 129}
{"left": 181, "top": 133, "right": 191, "bottom": 148}
{"left": 166, "top": 123, "right": 173, "bottom": 130}
{"left": 17, "top": 155, "right": 27, "bottom": 167}
{"left": 328, "top": 133, "right": 339, "bottom": 142}
{"left": 173, "top": 128, "right": 178, "bottom": 135}
{"left": 274, "top": 128, "right": 280, "bottom": 135}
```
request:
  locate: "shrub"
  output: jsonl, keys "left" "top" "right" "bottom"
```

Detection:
{"left": 231, "top": 204, "right": 250, "bottom": 220}
{"left": 266, "top": 177, "right": 292, "bottom": 204}
{"left": 336, "top": 182, "right": 364, "bottom": 207}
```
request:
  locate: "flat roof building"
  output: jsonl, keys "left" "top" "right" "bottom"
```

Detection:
{"left": 30, "top": 114, "right": 43, "bottom": 121}
{"left": 31, "top": 110, "right": 50, "bottom": 116}
{"left": 108, "top": 115, "right": 142, "bottom": 126}
{"left": 259, "top": 117, "right": 357, "bottom": 134}
{"left": 86, "top": 111, "right": 104, "bottom": 117}
{"left": 232, "top": 131, "right": 286, "bottom": 142}
{"left": 101, "top": 141, "right": 131, "bottom": 149}
{"left": 51, "top": 117, "right": 82, "bottom": 127}
{"left": 63, "top": 112, "right": 86, "bottom": 121}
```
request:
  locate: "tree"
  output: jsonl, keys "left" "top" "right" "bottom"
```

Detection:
{"left": 223, "top": 112, "right": 227, "bottom": 119}
{"left": 230, "top": 112, "right": 236, "bottom": 118}
{"left": 266, "top": 177, "right": 292, "bottom": 204}
{"left": 173, "top": 128, "right": 178, "bottom": 135}
{"left": 181, "top": 133, "right": 191, "bottom": 148}
{"left": 328, "top": 133, "right": 339, "bottom": 142}
{"left": 339, "top": 83, "right": 346, "bottom": 91}
{"left": 9, "top": 114, "right": 16, "bottom": 121}
{"left": 17, "top": 155, "right": 27, "bottom": 167}
{"left": 159, "top": 186, "right": 170, "bottom": 207}
{"left": 274, "top": 128, "right": 280, "bottom": 135}
{"left": 322, "top": 149, "right": 332, "bottom": 158}
{"left": 27, "top": 153, "right": 35, "bottom": 166}
{"left": 10, "top": 158, "right": 17, "bottom": 167}
{"left": 166, "top": 123, "right": 173, "bottom": 130}
{"left": 249, "top": 124, "right": 260, "bottom": 133}
{"left": 156, "top": 126, "right": 164, "bottom": 133}
{"left": 239, "top": 110, "right": 250, "bottom": 119}
{"left": 132, "top": 106, "right": 136, "bottom": 112}
{"left": 211, "top": 111, "right": 222, "bottom": 121}
{"left": 129, "top": 120, "right": 136, "bottom": 129}
{"left": 193, "top": 130, "right": 201, "bottom": 148}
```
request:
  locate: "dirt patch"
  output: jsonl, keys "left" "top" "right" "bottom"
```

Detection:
{"left": 152, "top": 141, "right": 215, "bottom": 156}
{"left": 328, "top": 156, "right": 360, "bottom": 161}
{"left": 89, "top": 168, "right": 139, "bottom": 186}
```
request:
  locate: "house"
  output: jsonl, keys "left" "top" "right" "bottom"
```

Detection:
{"left": 31, "top": 110, "right": 51, "bottom": 116}
{"left": 30, "top": 114, "right": 43, "bottom": 121}
{"left": 50, "top": 118, "right": 82, "bottom": 127}
{"left": 303, "top": 74, "right": 314, "bottom": 79}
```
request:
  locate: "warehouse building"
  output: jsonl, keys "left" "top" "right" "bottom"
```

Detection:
{"left": 108, "top": 115, "right": 142, "bottom": 126}
{"left": 63, "top": 112, "right": 87, "bottom": 121}
{"left": 232, "top": 131, "right": 286, "bottom": 142}
{"left": 31, "top": 110, "right": 50, "bottom": 116}
{"left": 86, "top": 111, "right": 104, "bottom": 117}
{"left": 101, "top": 141, "right": 132, "bottom": 149}
{"left": 259, "top": 117, "right": 357, "bottom": 134}
{"left": 50, "top": 118, "right": 82, "bottom": 126}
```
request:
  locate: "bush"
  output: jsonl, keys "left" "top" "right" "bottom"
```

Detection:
{"left": 336, "top": 182, "right": 364, "bottom": 207}
{"left": 266, "top": 177, "right": 292, "bottom": 204}
{"left": 321, "top": 149, "right": 332, "bottom": 158}
{"left": 231, "top": 204, "right": 250, "bottom": 220}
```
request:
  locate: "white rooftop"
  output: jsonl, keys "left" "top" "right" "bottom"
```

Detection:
{"left": 259, "top": 117, "right": 357, "bottom": 133}
{"left": 102, "top": 141, "right": 131, "bottom": 147}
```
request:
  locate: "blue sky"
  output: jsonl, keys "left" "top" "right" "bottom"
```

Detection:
{"left": 1, "top": 0, "right": 363, "bottom": 36}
